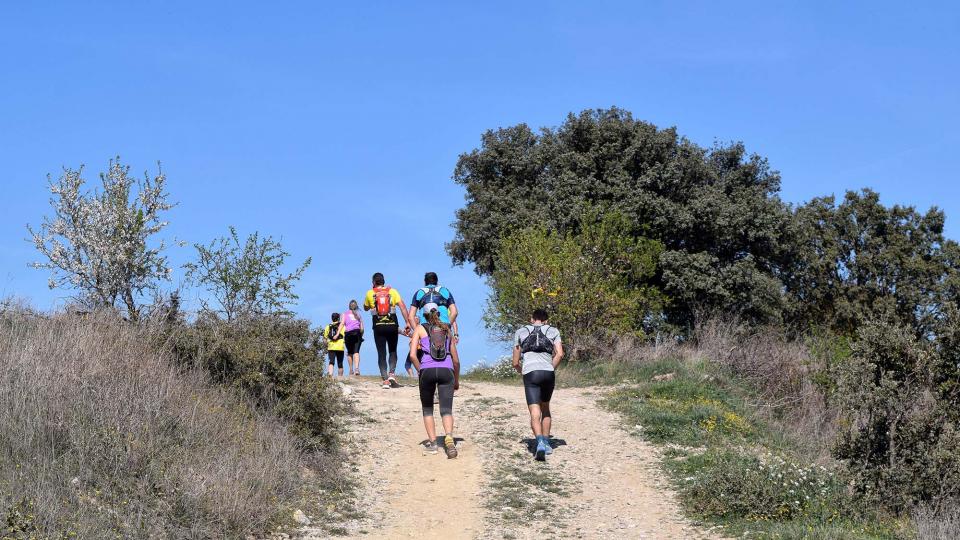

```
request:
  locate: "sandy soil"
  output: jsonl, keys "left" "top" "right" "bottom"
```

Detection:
{"left": 298, "top": 377, "right": 719, "bottom": 540}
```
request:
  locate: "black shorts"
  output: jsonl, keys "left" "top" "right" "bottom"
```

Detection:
{"left": 344, "top": 329, "right": 362, "bottom": 355}
{"left": 523, "top": 370, "right": 556, "bottom": 405}
{"left": 419, "top": 367, "right": 455, "bottom": 417}
{"left": 327, "top": 350, "right": 344, "bottom": 368}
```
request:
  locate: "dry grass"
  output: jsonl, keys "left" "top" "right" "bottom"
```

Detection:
{"left": 0, "top": 307, "right": 315, "bottom": 538}
{"left": 914, "top": 505, "right": 960, "bottom": 540}
{"left": 693, "top": 318, "right": 838, "bottom": 459}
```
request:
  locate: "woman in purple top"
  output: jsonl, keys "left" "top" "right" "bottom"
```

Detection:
{"left": 341, "top": 300, "right": 364, "bottom": 377}
{"left": 409, "top": 307, "right": 461, "bottom": 458}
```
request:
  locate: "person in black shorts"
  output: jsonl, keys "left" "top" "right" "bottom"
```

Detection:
{"left": 512, "top": 308, "right": 564, "bottom": 461}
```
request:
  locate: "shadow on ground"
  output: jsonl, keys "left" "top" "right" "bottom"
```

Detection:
{"left": 522, "top": 437, "right": 568, "bottom": 454}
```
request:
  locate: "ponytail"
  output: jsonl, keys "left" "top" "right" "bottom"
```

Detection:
{"left": 425, "top": 308, "right": 449, "bottom": 334}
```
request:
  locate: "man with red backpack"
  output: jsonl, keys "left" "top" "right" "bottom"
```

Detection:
{"left": 363, "top": 272, "right": 414, "bottom": 389}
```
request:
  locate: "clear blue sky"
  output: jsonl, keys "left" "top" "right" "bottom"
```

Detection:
{"left": 2, "top": 1, "right": 958, "bottom": 371}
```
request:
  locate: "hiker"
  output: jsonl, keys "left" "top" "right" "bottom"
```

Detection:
{"left": 512, "top": 308, "right": 564, "bottom": 461}
{"left": 324, "top": 313, "right": 345, "bottom": 378}
{"left": 410, "top": 306, "right": 461, "bottom": 458}
{"left": 342, "top": 299, "right": 364, "bottom": 376}
{"left": 363, "top": 272, "right": 414, "bottom": 389}
{"left": 406, "top": 271, "right": 459, "bottom": 376}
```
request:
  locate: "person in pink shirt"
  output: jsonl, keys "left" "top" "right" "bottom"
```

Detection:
{"left": 340, "top": 299, "right": 365, "bottom": 376}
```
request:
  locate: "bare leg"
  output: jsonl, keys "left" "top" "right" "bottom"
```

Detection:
{"left": 338, "top": 367, "right": 344, "bottom": 378}
{"left": 540, "top": 402, "right": 552, "bottom": 437}
{"left": 441, "top": 414, "right": 454, "bottom": 436}
{"left": 528, "top": 404, "right": 544, "bottom": 437}
{"left": 327, "top": 362, "right": 333, "bottom": 377}
{"left": 422, "top": 414, "right": 437, "bottom": 444}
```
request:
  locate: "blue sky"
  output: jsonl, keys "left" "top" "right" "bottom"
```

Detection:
{"left": 1, "top": 1, "right": 958, "bottom": 371}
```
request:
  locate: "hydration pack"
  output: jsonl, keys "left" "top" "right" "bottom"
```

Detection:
{"left": 419, "top": 285, "right": 447, "bottom": 308}
{"left": 374, "top": 286, "right": 392, "bottom": 316}
{"left": 520, "top": 325, "right": 554, "bottom": 355}
{"left": 424, "top": 323, "right": 449, "bottom": 359}
{"left": 327, "top": 323, "right": 339, "bottom": 341}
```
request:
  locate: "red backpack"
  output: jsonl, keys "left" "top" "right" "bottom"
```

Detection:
{"left": 374, "top": 286, "right": 392, "bottom": 316}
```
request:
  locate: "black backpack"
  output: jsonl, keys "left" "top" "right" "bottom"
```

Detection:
{"left": 424, "top": 323, "right": 449, "bottom": 359}
{"left": 420, "top": 285, "right": 447, "bottom": 308}
{"left": 520, "top": 325, "right": 554, "bottom": 354}
{"left": 327, "top": 323, "right": 340, "bottom": 341}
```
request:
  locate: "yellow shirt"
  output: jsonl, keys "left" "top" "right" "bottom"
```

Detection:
{"left": 323, "top": 323, "right": 344, "bottom": 351}
{"left": 364, "top": 286, "right": 403, "bottom": 326}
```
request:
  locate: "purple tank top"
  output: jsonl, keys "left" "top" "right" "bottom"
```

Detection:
{"left": 343, "top": 310, "right": 361, "bottom": 332}
{"left": 419, "top": 334, "right": 454, "bottom": 370}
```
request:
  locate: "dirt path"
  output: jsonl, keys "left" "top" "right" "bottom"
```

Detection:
{"left": 301, "top": 377, "right": 718, "bottom": 539}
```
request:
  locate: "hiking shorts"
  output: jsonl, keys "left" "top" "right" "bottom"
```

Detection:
{"left": 523, "top": 370, "right": 556, "bottom": 405}
{"left": 327, "top": 350, "right": 344, "bottom": 368}
{"left": 344, "top": 329, "right": 362, "bottom": 355}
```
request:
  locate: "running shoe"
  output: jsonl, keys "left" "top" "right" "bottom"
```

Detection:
{"left": 388, "top": 377, "right": 401, "bottom": 388}
{"left": 381, "top": 380, "right": 391, "bottom": 389}
{"left": 443, "top": 435, "right": 458, "bottom": 459}
{"left": 543, "top": 437, "right": 554, "bottom": 455}
{"left": 423, "top": 442, "right": 438, "bottom": 455}
{"left": 534, "top": 440, "right": 547, "bottom": 462}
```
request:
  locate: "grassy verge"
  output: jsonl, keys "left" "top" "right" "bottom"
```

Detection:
{"left": 569, "top": 356, "right": 907, "bottom": 539}
{"left": 0, "top": 308, "right": 350, "bottom": 539}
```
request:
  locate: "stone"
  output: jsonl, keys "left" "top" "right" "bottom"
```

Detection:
{"left": 293, "top": 509, "right": 311, "bottom": 525}
{"left": 651, "top": 372, "right": 676, "bottom": 382}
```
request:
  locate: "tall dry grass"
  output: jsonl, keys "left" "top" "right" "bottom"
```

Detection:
{"left": 693, "top": 318, "right": 838, "bottom": 459}
{"left": 0, "top": 307, "right": 311, "bottom": 538}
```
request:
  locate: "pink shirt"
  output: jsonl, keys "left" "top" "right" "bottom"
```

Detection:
{"left": 342, "top": 310, "right": 362, "bottom": 332}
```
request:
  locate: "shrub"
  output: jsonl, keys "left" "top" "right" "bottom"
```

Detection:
{"left": 0, "top": 308, "right": 316, "bottom": 538}
{"left": 169, "top": 313, "right": 342, "bottom": 451}
{"left": 485, "top": 212, "right": 665, "bottom": 358}
{"left": 466, "top": 356, "right": 520, "bottom": 381}
{"left": 670, "top": 449, "right": 846, "bottom": 522}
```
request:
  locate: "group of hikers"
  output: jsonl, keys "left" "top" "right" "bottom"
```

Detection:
{"left": 323, "top": 271, "right": 564, "bottom": 461}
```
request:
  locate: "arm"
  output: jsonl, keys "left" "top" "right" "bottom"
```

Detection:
{"left": 337, "top": 322, "right": 345, "bottom": 339}
{"left": 407, "top": 305, "right": 418, "bottom": 329}
{"left": 397, "top": 298, "right": 413, "bottom": 335}
{"left": 409, "top": 327, "right": 422, "bottom": 371}
{"left": 451, "top": 339, "right": 461, "bottom": 390}
{"left": 512, "top": 344, "right": 522, "bottom": 373}
{"left": 452, "top": 320, "right": 460, "bottom": 343}
{"left": 448, "top": 303, "right": 459, "bottom": 324}
{"left": 552, "top": 341, "right": 564, "bottom": 369}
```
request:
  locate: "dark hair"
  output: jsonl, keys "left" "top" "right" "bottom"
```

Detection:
{"left": 424, "top": 272, "right": 438, "bottom": 286}
{"left": 372, "top": 272, "right": 385, "bottom": 286}
{"left": 532, "top": 308, "right": 549, "bottom": 322}
{"left": 331, "top": 312, "right": 340, "bottom": 322}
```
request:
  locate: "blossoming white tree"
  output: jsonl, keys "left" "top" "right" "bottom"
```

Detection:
{"left": 27, "top": 158, "right": 175, "bottom": 321}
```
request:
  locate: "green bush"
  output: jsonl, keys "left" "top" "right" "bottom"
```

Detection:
{"left": 465, "top": 356, "right": 520, "bottom": 382}
{"left": 485, "top": 212, "right": 665, "bottom": 357}
{"left": 170, "top": 313, "right": 342, "bottom": 451}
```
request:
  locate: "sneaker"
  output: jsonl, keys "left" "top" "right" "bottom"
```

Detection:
{"left": 381, "top": 380, "right": 391, "bottom": 389}
{"left": 534, "top": 440, "right": 547, "bottom": 462}
{"left": 388, "top": 377, "right": 401, "bottom": 388}
{"left": 423, "top": 442, "right": 439, "bottom": 455}
{"left": 443, "top": 435, "right": 458, "bottom": 459}
{"left": 543, "top": 437, "right": 554, "bottom": 455}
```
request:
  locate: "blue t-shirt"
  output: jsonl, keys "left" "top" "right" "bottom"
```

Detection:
{"left": 411, "top": 285, "right": 456, "bottom": 324}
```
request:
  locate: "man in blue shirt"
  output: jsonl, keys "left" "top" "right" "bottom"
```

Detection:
{"left": 406, "top": 272, "right": 459, "bottom": 375}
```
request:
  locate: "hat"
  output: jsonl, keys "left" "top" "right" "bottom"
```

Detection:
{"left": 422, "top": 302, "right": 440, "bottom": 314}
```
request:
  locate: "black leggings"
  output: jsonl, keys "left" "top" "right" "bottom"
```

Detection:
{"left": 419, "top": 367, "right": 455, "bottom": 417}
{"left": 373, "top": 325, "right": 399, "bottom": 380}
{"left": 523, "top": 370, "right": 556, "bottom": 405}
{"left": 327, "top": 350, "right": 344, "bottom": 368}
